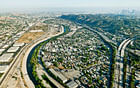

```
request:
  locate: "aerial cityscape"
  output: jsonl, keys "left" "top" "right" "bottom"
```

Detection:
{"left": 0, "top": 0, "right": 139, "bottom": 88}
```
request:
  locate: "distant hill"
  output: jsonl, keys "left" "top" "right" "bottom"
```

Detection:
{"left": 60, "top": 14, "right": 140, "bottom": 36}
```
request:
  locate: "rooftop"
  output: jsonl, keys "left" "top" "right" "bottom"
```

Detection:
{"left": 0, "top": 65, "right": 9, "bottom": 73}
{"left": 2, "top": 45, "right": 9, "bottom": 49}
{"left": 13, "top": 43, "right": 25, "bottom": 47}
{"left": 7, "top": 46, "right": 19, "bottom": 53}
{"left": 0, "top": 49, "right": 5, "bottom": 55}
{"left": 66, "top": 80, "right": 78, "bottom": 88}
{"left": 49, "top": 69, "right": 68, "bottom": 83}
{"left": 0, "top": 53, "right": 14, "bottom": 63}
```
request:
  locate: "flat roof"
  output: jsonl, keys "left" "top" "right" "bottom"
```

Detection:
{"left": 66, "top": 80, "right": 78, "bottom": 88}
{"left": 49, "top": 69, "right": 68, "bottom": 83}
{"left": 0, "top": 49, "right": 5, "bottom": 55}
{"left": 7, "top": 46, "right": 19, "bottom": 53}
{"left": 13, "top": 43, "right": 25, "bottom": 47}
{"left": 30, "top": 30, "right": 43, "bottom": 32}
{"left": 0, "top": 65, "right": 9, "bottom": 73}
{"left": 2, "top": 45, "right": 9, "bottom": 49}
{"left": 0, "top": 53, "right": 14, "bottom": 62}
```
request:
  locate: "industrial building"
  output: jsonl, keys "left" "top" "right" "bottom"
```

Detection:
{"left": 0, "top": 49, "right": 5, "bottom": 55}
{"left": 2, "top": 45, "right": 9, "bottom": 49}
{"left": 49, "top": 69, "right": 68, "bottom": 83}
{"left": 7, "top": 46, "right": 19, "bottom": 53}
{"left": 13, "top": 43, "right": 25, "bottom": 47}
{"left": 0, "top": 65, "right": 9, "bottom": 73}
{"left": 66, "top": 80, "right": 78, "bottom": 88}
{"left": 0, "top": 53, "right": 14, "bottom": 64}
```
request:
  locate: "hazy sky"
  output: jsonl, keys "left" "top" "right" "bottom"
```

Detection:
{"left": 0, "top": 0, "right": 140, "bottom": 8}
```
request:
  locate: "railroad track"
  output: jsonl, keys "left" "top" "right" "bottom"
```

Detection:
{"left": 0, "top": 44, "right": 28, "bottom": 88}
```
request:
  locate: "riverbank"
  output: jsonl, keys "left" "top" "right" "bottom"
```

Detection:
{"left": 21, "top": 26, "right": 64, "bottom": 88}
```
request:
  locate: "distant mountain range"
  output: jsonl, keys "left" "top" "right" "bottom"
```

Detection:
{"left": 60, "top": 14, "right": 140, "bottom": 36}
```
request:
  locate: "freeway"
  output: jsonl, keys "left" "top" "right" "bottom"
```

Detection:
{"left": 83, "top": 25, "right": 117, "bottom": 87}
{"left": 81, "top": 24, "right": 137, "bottom": 88}
{"left": 114, "top": 39, "right": 131, "bottom": 88}
{"left": 83, "top": 25, "right": 117, "bottom": 45}
{"left": 128, "top": 49, "right": 140, "bottom": 57}
{"left": 82, "top": 25, "right": 133, "bottom": 88}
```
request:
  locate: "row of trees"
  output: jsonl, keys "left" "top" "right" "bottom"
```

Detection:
{"left": 128, "top": 52, "right": 140, "bottom": 87}
{"left": 30, "top": 46, "right": 46, "bottom": 88}
{"left": 109, "top": 44, "right": 116, "bottom": 88}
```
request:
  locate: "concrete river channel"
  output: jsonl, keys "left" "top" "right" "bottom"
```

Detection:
{"left": 26, "top": 26, "right": 69, "bottom": 86}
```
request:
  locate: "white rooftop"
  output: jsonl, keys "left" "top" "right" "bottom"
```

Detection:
{"left": 2, "top": 45, "right": 9, "bottom": 49}
{"left": 0, "top": 53, "right": 14, "bottom": 63}
{"left": 7, "top": 46, "right": 19, "bottom": 53}
{"left": 30, "top": 30, "right": 43, "bottom": 32}
{"left": 0, "top": 65, "right": 9, "bottom": 73}
{"left": 16, "top": 31, "right": 25, "bottom": 36}
{"left": 0, "top": 49, "right": 5, "bottom": 55}
{"left": 13, "top": 43, "right": 25, "bottom": 47}
{"left": 49, "top": 69, "right": 68, "bottom": 83}
{"left": 45, "top": 62, "right": 52, "bottom": 67}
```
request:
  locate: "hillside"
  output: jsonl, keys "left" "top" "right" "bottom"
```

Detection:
{"left": 60, "top": 14, "right": 140, "bottom": 37}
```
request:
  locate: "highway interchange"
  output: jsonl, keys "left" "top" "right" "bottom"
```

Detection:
{"left": 114, "top": 39, "right": 132, "bottom": 88}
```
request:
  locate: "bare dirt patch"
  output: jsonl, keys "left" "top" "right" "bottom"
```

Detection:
{"left": 17, "top": 32, "right": 45, "bottom": 43}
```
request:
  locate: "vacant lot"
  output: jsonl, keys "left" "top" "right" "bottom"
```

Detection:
{"left": 17, "top": 32, "right": 45, "bottom": 43}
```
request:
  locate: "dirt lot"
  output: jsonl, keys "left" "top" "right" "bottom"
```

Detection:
{"left": 17, "top": 32, "right": 45, "bottom": 43}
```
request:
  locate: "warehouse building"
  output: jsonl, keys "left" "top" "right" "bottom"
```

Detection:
{"left": 2, "top": 45, "right": 9, "bottom": 49}
{"left": 0, "top": 49, "right": 5, "bottom": 55}
{"left": 7, "top": 46, "right": 19, "bottom": 53}
{"left": 13, "top": 43, "right": 25, "bottom": 47}
{"left": 0, "top": 53, "right": 14, "bottom": 64}
{"left": 0, "top": 65, "right": 9, "bottom": 73}
{"left": 66, "top": 80, "right": 78, "bottom": 88}
{"left": 49, "top": 69, "right": 68, "bottom": 83}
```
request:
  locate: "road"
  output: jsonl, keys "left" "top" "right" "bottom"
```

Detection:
{"left": 0, "top": 44, "right": 29, "bottom": 88}
{"left": 114, "top": 39, "right": 131, "bottom": 88}
{"left": 127, "top": 49, "right": 140, "bottom": 56}
{"left": 83, "top": 25, "right": 117, "bottom": 87}
{"left": 0, "top": 20, "right": 63, "bottom": 88}
{"left": 82, "top": 25, "right": 137, "bottom": 88}
{"left": 21, "top": 26, "right": 64, "bottom": 88}
{"left": 0, "top": 22, "right": 39, "bottom": 88}
{"left": 83, "top": 25, "right": 117, "bottom": 45}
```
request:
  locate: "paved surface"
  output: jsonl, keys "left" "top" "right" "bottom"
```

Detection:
{"left": 0, "top": 44, "right": 28, "bottom": 88}
{"left": 114, "top": 39, "right": 131, "bottom": 88}
{"left": 128, "top": 49, "right": 140, "bottom": 56}
{"left": 125, "top": 63, "right": 131, "bottom": 88}
{"left": 0, "top": 22, "right": 40, "bottom": 88}
{"left": 83, "top": 25, "right": 117, "bottom": 45}
{"left": 22, "top": 26, "right": 64, "bottom": 88}
{"left": 0, "top": 22, "right": 63, "bottom": 88}
{"left": 83, "top": 25, "right": 136, "bottom": 88}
